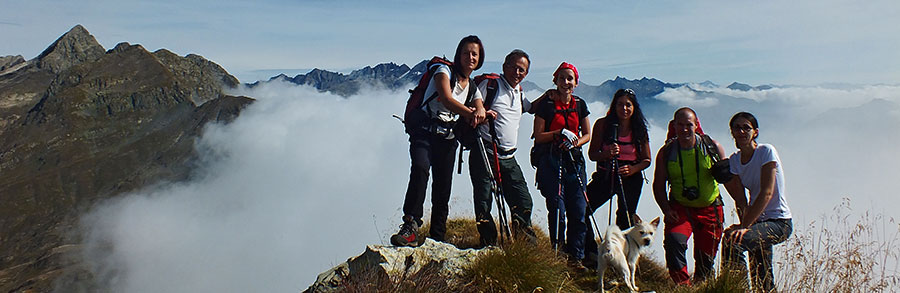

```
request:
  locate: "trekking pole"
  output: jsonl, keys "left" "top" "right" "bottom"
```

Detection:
{"left": 457, "top": 145, "right": 464, "bottom": 174}
{"left": 476, "top": 136, "right": 510, "bottom": 246}
{"left": 555, "top": 153, "right": 565, "bottom": 252}
{"left": 565, "top": 149, "right": 603, "bottom": 244}
{"left": 488, "top": 121, "right": 512, "bottom": 241}
{"left": 610, "top": 123, "right": 633, "bottom": 227}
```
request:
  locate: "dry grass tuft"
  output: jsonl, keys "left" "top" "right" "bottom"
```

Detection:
{"left": 359, "top": 201, "right": 900, "bottom": 292}
{"left": 462, "top": 231, "right": 579, "bottom": 292}
{"left": 776, "top": 198, "right": 900, "bottom": 292}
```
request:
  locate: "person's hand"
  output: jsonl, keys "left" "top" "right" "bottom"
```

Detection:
{"left": 485, "top": 110, "right": 498, "bottom": 120}
{"left": 473, "top": 107, "right": 486, "bottom": 126}
{"left": 726, "top": 226, "right": 749, "bottom": 244}
{"left": 605, "top": 143, "right": 620, "bottom": 159}
{"left": 560, "top": 129, "right": 578, "bottom": 145}
{"left": 618, "top": 164, "right": 633, "bottom": 176}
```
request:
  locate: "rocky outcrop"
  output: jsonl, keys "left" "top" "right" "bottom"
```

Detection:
{"left": 0, "top": 55, "right": 25, "bottom": 72}
{"left": 153, "top": 48, "right": 240, "bottom": 105}
{"left": 304, "top": 239, "right": 494, "bottom": 293}
{"left": 0, "top": 25, "right": 254, "bottom": 293}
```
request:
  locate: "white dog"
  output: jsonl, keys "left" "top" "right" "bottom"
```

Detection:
{"left": 597, "top": 214, "right": 660, "bottom": 293}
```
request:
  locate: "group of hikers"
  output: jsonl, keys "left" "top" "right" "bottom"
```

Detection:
{"left": 391, "top": 35, "right": 793, "bottom": 292}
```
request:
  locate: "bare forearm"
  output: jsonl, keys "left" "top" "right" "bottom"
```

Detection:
{"left": 740, "top": 192, "right": 771, "bottom": 227}
{"left": 439, "top": 96, "right": 472, "bottom": 116}
{"left": 653, "top": 182, "right": 670, "bottom": 213}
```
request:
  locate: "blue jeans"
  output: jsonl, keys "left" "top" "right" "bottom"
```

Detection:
{"left": 722, "top": 218, "right": 793, "bottom": 292}
{"left": 536, "top": 149, "right": 587, "bottom": 259}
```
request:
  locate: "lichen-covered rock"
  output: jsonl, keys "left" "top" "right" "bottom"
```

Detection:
{"left": 304, "top": 239, "right": 495, "bottom": 293}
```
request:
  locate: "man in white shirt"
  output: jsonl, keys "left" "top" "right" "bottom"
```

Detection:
{"left": 469, "top": 49, "right": 536, "bottom": 246}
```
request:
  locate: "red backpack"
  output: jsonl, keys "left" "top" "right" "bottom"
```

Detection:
{"left": 473, "top": 73, "right": 502, "bottom": 108}
{"left": 402, "top": 56, "right": 455, "bottom": 134}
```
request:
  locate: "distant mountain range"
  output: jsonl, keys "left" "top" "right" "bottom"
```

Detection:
{"left": 248, "top": 62, "right": 779, "bottom": 104}
{"left": 0, "top": 25, "right": 253, "bottom": 292}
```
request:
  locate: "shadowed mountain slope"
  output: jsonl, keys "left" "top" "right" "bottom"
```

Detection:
{"left": 0, "top": 25, "right": 254, "bottom": 292}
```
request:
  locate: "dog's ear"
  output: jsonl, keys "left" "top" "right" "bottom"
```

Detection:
{"left": 632, "top": 214, "right": 642, "bottom": 224}
{"left": 650, "top": 217, "right": 661, "bottom": 227}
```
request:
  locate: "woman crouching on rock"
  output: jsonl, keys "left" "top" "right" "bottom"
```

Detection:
{"left": 722, "top": 111, "right": 793, "bottom": 292}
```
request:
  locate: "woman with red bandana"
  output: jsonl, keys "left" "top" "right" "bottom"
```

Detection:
{"left": 531, "top": 62, "right": 591, "bottom": 269}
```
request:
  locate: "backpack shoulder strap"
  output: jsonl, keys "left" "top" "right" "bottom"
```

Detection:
{"left": 464, "top": 77, "right": 476, "bottom": 106}
{"left": 663, "top": 138, "right": 679, "bottom": 162}
{"left": 700, "top": 134, "right": 720, "bottom": 161}
{"left": 484, "top": 77, "right": 500, "bottom": 108}
{"left": 421, "top": 59, "right": 454, "bottom": 108}
{"left": 535, "top": 92, "right": 555, "bottom": 132}
{"left": 473, "top": 73, "right": 501, "bottom": 108}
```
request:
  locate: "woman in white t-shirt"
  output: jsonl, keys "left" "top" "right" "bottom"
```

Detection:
{"left": 391, "top": 35, "right": 487, "bottom": 247}
{"left": 722, "top": 111, "right": 793, "bottom": 292}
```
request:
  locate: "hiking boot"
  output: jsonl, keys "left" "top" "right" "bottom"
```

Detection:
{"left": 568, "top": 258, "right": 588, "bottom": 273}
{"left": 390, "top": 216, "right": 420, "bottom": 247}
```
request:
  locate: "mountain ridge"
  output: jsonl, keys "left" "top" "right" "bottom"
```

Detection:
{"left": 0, "top": 25, "right": 254, "bottom": 292}
{"left": 249, "top": 63, "right": 784, "bottom": 104}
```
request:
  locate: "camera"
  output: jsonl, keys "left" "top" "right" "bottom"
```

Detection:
{"left": 429, "top": 122, "right": 455, "bottom": 140}
{"left": 682, "top": 186, "right": 700, "bottom": 201}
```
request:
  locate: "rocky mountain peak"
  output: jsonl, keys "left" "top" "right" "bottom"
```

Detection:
{"left": 35, "top": 24, "right": 105, "bottom": 74}
{"left": 109, "top": 42, "right": 144, "bottom": 54}
{"left": 350, "top": 62, "right": 406, "bottom": 79}
{"left": 727, "top": 82, "right": 752, "bottom": 91}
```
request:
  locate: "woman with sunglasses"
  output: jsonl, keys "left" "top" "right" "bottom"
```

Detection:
{"left": 722, "top": 112, "right": 793, "bottom": 292}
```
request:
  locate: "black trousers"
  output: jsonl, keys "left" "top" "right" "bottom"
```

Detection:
{"left": 469, "top": 145, "right": 533, "bottom": 246}
{"left": 402, "top": 131, "right": 458, "bottom": 242}
{"left": 584, "top": 165, "right": 644, "bottom": 258}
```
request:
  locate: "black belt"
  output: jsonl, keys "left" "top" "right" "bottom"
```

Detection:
{"left": 757, "top": 218, "right": 791, "bottom": 224}
{"left": 483, "top": 139, "right": 516, "bottom": 156}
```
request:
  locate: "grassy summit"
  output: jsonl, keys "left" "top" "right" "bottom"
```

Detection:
{"left": 341, "top": 202, "right": 899, "bottom": 293}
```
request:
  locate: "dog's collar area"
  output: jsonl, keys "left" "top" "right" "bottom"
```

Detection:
{"left": 627, "top": 233, "right": 646, "bottom": 248}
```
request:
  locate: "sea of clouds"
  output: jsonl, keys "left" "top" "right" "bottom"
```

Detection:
{"left": 77, "top": 80, "right": 900, "bottom": 292}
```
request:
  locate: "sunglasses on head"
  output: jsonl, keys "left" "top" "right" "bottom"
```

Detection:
{"left": 624, "top": 88, "right": 635, "bottom": 96}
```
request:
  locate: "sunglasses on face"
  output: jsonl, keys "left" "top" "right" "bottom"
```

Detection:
{"left": 732, "top": 125, "right": 754, "bottom": 132}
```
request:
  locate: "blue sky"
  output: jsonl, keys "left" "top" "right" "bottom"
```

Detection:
{"left": 2, "top": 0, "right": 898, "bottom": 86}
